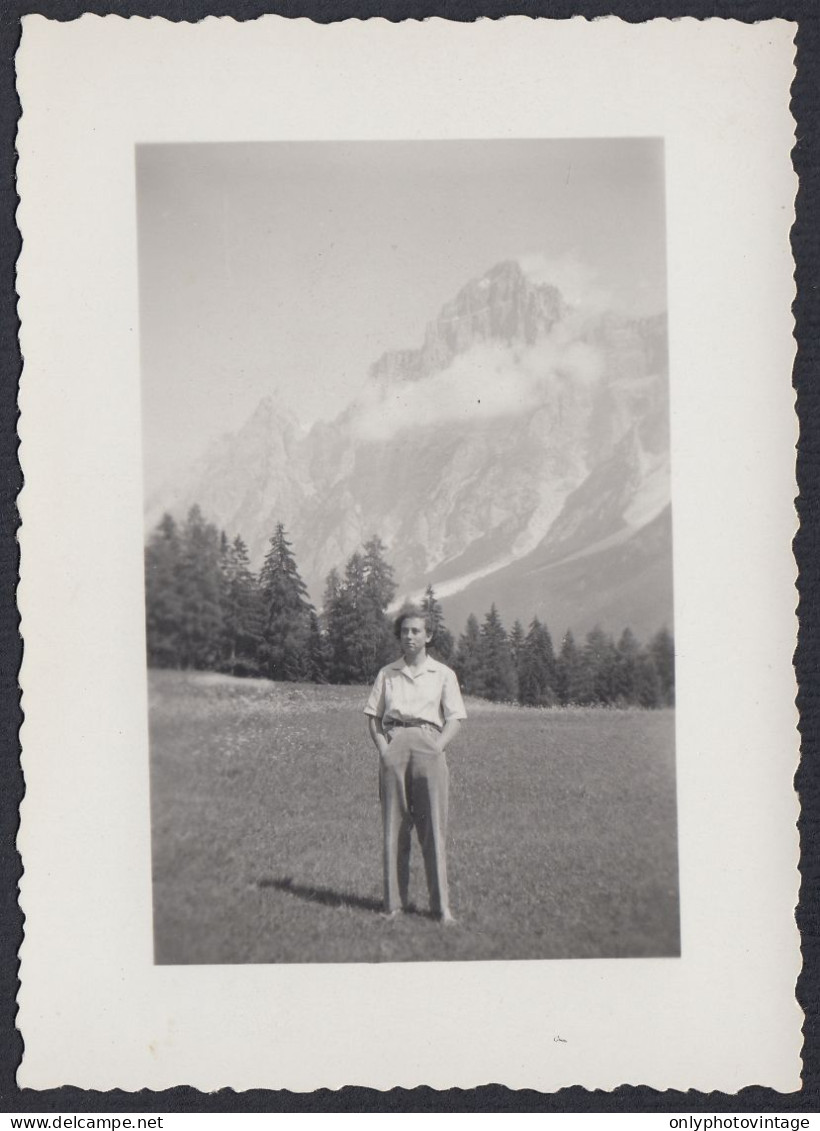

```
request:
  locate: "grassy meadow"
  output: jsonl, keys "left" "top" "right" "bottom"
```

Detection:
{"left": 149, "top": 670, "right": 680, "bottom": 964}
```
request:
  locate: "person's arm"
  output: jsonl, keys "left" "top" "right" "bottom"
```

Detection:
{"left": 368, "top": 714, "right": 389, "bottom": 755}
{"left": 433, "top": 717, "right": 461, "bottom": 753}
{"left": 435, "top": 668, "right": 467, "bottom": 752}
{"left": 364, "top": 669, "right": 388, "bottom": 754}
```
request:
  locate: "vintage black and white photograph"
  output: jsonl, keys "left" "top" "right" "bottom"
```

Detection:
{"left": 139, "top": 138, "right": 678, "bottom": 965}
{"left": 16, "top": 15, "right": 800, "bottom": 1091}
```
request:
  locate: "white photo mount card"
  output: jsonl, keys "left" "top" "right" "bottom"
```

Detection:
{"left": 15, "top": 15, "right": 800, "bottom": 1092}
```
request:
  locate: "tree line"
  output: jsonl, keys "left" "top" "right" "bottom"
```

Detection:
{"left": 144, "top": 505, "right": 674, "bottom": 708}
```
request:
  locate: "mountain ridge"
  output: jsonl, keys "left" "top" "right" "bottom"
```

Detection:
{"left": 145, "top": 260, "right": 673, "bottom": 638}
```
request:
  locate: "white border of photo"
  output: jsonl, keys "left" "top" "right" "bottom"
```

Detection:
{"left": 15, "top": 15, "right": 800, "bottom": 1092}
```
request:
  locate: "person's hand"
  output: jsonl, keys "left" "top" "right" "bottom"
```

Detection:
{"left": 376, "top": 736, "right": 389, "bottom": 756}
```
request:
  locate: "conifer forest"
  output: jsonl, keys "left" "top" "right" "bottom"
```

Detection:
{"left": 145, "top": 505, "right": 675, "bottom": 709}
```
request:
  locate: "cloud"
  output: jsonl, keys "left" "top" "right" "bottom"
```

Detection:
{"left": 351, "top": 331, "right": 603, "bottom": 444}
{"left": 517, "top": 251, "right": 612, "bottom": 311}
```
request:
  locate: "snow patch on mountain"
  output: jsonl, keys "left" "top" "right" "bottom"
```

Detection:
{"left": 624, "top": 449, "right": 670, "bottom": 529}
{"left": 392, "top": 549, "right": 523, "bottom": 609}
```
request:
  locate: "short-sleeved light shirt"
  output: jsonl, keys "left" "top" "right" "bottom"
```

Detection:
{"left": 364, "top": 655, "right": 467, "bottom": 729}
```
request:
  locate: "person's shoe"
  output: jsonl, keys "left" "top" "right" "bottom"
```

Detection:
{"left": 437, "top": 908, "right": 457, "bottom": 925}
{"left": 381, "top": 909, "right": 402, "bottom": 921}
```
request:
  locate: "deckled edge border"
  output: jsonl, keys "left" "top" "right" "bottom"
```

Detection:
{"left": 5, "top": 4, "right": 815, "bottom": 1113}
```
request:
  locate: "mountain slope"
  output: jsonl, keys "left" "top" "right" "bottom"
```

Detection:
{"left": 439, "top": 505, "right": 673, "bottom": 641}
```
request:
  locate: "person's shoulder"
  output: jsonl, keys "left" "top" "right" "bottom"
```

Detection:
{"left": 379, "top": 659, "right": 405, "bottom": 676}
{"left": 427, "top": 656, "right": 457, "bottom": 677}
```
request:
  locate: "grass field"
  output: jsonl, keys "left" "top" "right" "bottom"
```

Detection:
{"left": 149, "top": 670, "right": 680, "bottom": 964}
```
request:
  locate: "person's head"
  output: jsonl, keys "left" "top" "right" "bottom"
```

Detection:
{"left": 393, "top": 601, "right": 433, "bottom": 659}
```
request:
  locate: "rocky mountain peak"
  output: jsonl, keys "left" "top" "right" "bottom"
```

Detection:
{"left": 368, "top": 260, "right": 568, "bottom": 387}
{"left": 426, "top": 259, "right": 566, "bottom": 356}
{"left": 244, "top": 392, "right": 300, "bottom": 436}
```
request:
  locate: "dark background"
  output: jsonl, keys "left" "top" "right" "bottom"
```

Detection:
{"left": 2, "top": 0, "right": 817, "bottom": 1113}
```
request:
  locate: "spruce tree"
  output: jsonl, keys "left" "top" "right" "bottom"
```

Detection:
{"left": 217, "top": 531, "right": 235, "bottom": 670}
{"left": 650, "top": 627, "right": 675, "bottom": 706}
{"left": 176, "top": 505, "right": 224, "bottom": 670}
{"left": 344, "top": 551, "right": 376, "bottom": 681}
{"left": 361, "top": 537, "right": 398, "bottom": 675}
{"left": 306, "top": 610, "right": 331, "bottom": 683}
{"left": 323, "top": 541, "right": 398, "bottom": 684}
{"left": 324, "top": 559, "right": 359, "bottom": 683}
{"left": 635, "top": 651, "right": 662, "bottom": 707}
{"left": 144, "top": 513, "right": 183, "bottom": 668}
{"left": 478, "top": 604, "right": 518, "bottom": 702}
{"left": 454, "top": 614, "right": 482, "bottom": 696}
{"left": 518, "top": 617, "right": 557, "bottom": 706}
{"left": 612, "top": 627, "right": 640, "bottom": 705}
{"left": 584, "top": 625, "right": 618, "bottom": 705}
{"left": 509, "top": 620, "right": 525, "bottom": 670}
{"left": 321, "top": 567, "right": 342, "bottom": 681}
{"left": 421, "top": 584, "right": 455, "bottom": 663}
{"left": 221, "top": 535, "right": 263, "bottom": 676}
{"left": 362, "top": 537, "right": 397, "bottom": 612}
{"left": 322, "top": 567, "right": 342, "bottom": 611}
{"left": 556, "top": 630, "right": 589, "bottom": 705}
{"left": 258, "top": 523, "right": 313, "bottom": 682}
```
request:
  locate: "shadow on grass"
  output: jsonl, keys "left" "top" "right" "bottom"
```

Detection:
{"left": 256, "top": 876, "right": 434, "bottom": 918}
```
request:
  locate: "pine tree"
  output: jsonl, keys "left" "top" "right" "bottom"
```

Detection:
{"left": 220, "top": 534, "right": 263, "bottom": 676}
{"left": 650, "top": 626, "right": 675, "bottom": 706}
{"left": 144, "top": 513, "right": 184, "bottom": 668}
{"left": 478, "top": 604, "right": 518, "bottom": 702}
{"left": 454, "top": 614, "right": 482, "bottom": 696}
{"left": 518, "top": 617, "right": 557, "bottom": 706}
{"left": 258, "top": 523, "right": 313, "bottom": 681}
{"left": 176, "top": 505, "right": 224, "bottom": 670}
{"left": 421, "top": 584, "right": 455, "bottom": 663}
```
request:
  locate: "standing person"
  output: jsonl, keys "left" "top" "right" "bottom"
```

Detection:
{"left": 364, "top": 601, "right": 467, "bottom": 923}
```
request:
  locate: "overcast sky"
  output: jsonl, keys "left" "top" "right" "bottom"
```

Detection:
{"left": 137, "top": 139, "right": 666, "bottom": 490}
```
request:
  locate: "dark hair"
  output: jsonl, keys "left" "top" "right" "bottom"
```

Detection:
{"left": 392, "top": 601, "right": 434, "bottom": 640}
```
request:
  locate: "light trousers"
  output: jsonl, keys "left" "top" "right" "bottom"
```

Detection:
{"left": 379, "top": 726, "right": 449, "bottom": 915}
